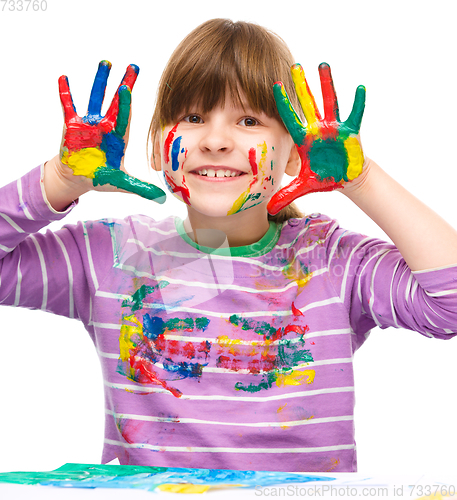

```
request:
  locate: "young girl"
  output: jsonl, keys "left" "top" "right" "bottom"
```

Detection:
{"left": 1, "top": 18, "right": 457, "bottom": 473}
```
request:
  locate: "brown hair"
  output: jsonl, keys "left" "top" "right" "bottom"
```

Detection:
{"left": 148, "top": 18, "right": 304, "bottom": 222}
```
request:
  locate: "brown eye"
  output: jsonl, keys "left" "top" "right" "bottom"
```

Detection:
{"left": 239, "top": 117, "right": 258, "bottom": 127}
{"left": 185, "top": 114, "right": 203, "bottom": 124}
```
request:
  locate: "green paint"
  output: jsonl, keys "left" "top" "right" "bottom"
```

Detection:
{"left": 308, "top": 139, "right": 349, "bottom": 182}
{"left": 115, "top": 86, "right": 131, "bottom": 137}
{"left": 93, "top": 168, "right": 166, "bottom": 203}
{"left": 195, "top": 317, "right": 210, "bottom": 330}
{"left": 277, "top": 340, "right": 313, "bottom": 367}
{"left": 273, "top": 83, "right": 306, "bottom": 145}
{"left": 122, "top": 281, "right": 169, "bottom": 312}
{"left": 167, "top": 317, "right": 195, "bottom": 331}
{"left": 236, "top": 193, "right": 263, "bottom": 214}
{"left": 229, "top": 314, "right": 277, "bottom": 339}
{"left": 345, "top": 85, "right": 366, "bottom": 133}
{"left": 235, "top": 371, "right": 276, "bottom": 393}
{"left": 0, "top": 463, "right": 168, "bottom": 485}
{"left": 157, "top": 316, "right": 210, "bottom": 334}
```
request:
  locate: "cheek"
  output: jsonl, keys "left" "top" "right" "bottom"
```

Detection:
{"left": 163, "top": 125, "right": 187, "bottom": 173}
{"left": 161, "top": 128, "right": 191, "bottom": 205}
{"left": 249, "top": 142, "right": 280, "bottom": 193}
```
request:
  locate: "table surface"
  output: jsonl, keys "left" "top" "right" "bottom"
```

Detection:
{"left": 0, "top": 464, "right": 456, "bottom": 499}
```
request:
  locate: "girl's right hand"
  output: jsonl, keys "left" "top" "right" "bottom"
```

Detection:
{"left": 56, "top": 60, "right": 166, "bottom": 203}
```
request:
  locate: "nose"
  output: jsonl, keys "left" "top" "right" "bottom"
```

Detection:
{"left": 199, "top": 123, "right": 234, "bottom": 153}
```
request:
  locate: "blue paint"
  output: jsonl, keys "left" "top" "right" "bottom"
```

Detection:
{"left": 0, "top": 463, "right": 336, "bottom": 491}
{"left": 85, "top": 60, "right": 111, "bottom": 124}
{"left": 142, "top": 314, "right": 164, "bottom": 340}
{"left": 100, "top": 132, "right": 125, "bottom": 170}
{"left": 162, "top": 360, "right": 207, "bottom": 378}
{"left": 171, "top": 136, "right": 183, "bottom": 171}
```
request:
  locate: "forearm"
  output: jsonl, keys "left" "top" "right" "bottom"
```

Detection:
{"left": 342, "top": 158, "right": 457, "bottom": 272}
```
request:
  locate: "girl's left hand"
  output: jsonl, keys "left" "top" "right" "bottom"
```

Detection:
{"left": 267, "top": 63, "right": 366, "bottom": 215}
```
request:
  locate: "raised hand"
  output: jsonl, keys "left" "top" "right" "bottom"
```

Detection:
{"left": 267, "top": 63, "right": 365, "bottom": 215}
{"left": 58, "top": 60, "right": 166, "bottom": 203}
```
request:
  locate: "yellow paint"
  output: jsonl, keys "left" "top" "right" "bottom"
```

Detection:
{"left": 291, "top": 65, "right": 320, "bottom": 136}
{"left": 257, "top": 141, "right": 268, "bottom": 177}
{"left": 227, "top": 142, "right": 268, "bottom": 215}
{"left": 344, "top": 136, "right": 364, "bottom": 180}
{"left": 61, "top": 147, "right": 106, "bottom": 177}
{"left": 157, "top": 483, "right": 211, "bottom": 494}
{"left": 217, "top": 335, "right": 243, "bottom": 355}
{"left": 275, "top": 369, "right": 315, "bottom": 387}
{"left": 277, "top": 403, "right": 288, "bottom": 413}
{"left": 119, "top": 315, "right": 143, "bottom": 362}
{"left": 282, "top": 257, "right": 312, "bottom": 294}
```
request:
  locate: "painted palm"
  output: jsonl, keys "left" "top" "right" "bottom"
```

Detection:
{"left": 267, "top": 63, "right": 365, "bottom": 215}
{"left": 59, "top": 60, "right": 166, "bottom": 202}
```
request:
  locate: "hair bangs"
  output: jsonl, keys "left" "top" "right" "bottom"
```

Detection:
{"left": 151, "top": 19, "right": 299, "bottom": 133}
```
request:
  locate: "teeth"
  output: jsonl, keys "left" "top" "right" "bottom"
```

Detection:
{"left": 196, "top": 168, "right": 242, "bottom": 177}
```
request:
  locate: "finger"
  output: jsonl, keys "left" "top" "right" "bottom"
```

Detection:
{"left": 318, "top": 62, "right": 340, "bottom": 122}
{"left": 273, "top": 82, "right": 306, "bottom": 145}
{"left": 105, "top": 64, "right": 139, "bottom": 124}
{"left": 345, "top": 85, "right": 366, "bottom": 133}
{"left": 58, "top": 75, "right": 78, "bottom": 124}
{"left": 86, "top": 60, "right": 112, "bottom": 122}
{"left": 267, "top": 176, "right": 309, "bottom": 216}
{"left": 114, "top": 85, "right": 131, "bottom": 137}
{"left": 290, "top": 64, "right": 322, "bottom": 130}
{"left": 93, "top": 168, "right": 167, "bottom": 203}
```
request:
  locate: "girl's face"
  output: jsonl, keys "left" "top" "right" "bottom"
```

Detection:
{"left": 153, "top": 94, "right": 299, "bottom": 218}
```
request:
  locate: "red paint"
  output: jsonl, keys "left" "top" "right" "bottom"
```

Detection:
{"left": 284, "top": 324, "right": 309, "bottom": 336}
{"left": 164, "top": 123, "right": 179, "bottom": 164}
{"left": 129, "top": 355, "right": 182, "bottom": 398}
{"left": 64, "top": 123, "right": 104, "bottom": 151}
{"left": 164, "top": 171, "right": 191, "bottom": 205}
{"left": 248, "top": 148, "right": 258, "bottom": 176}
{"left": 183, "top": 342, "right": 195, "bottom": 358}
{"left": 267, "top": 137, "right": 341, "bottom": 216}
{"left": 292, "top": 302, "right": 304, "bottom": 316}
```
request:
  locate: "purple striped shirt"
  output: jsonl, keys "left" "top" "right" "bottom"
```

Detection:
{"left": 1, "top": 165, "right": 457, "bottom": 472}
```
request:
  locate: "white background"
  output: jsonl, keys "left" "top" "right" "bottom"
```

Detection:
{"left": 0, "top": 0, "right": 456, "bottom": 478}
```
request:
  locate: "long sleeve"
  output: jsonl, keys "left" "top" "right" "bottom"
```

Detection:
{"left": 322, "top": 220, "right": 457, "bottom": 350}
{"left": 0, "top": 166, "right": 86, "bottom": 321}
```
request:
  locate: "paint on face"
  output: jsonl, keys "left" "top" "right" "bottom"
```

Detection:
{"left": 171, "top": 136, "right": 183, "bottom": 171}
{"left": 227, "top": 141, "right": 269, "bottom": 215}
{"left": 164, "top": 170, "right": 190, "bottom": 205}
{"left": 163, "top": 123, "right": 179, "bottom": 165}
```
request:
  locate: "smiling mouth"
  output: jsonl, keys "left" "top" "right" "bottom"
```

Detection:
{"left": 192, "top": 168, "right": 246, "bottom": 178}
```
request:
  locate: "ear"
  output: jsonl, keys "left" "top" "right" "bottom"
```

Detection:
{"left": 151, "top": 132, "right": 162, "bottom": 172}
{"left": 284, "top": 143, "right": 301, "bottom": 177}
